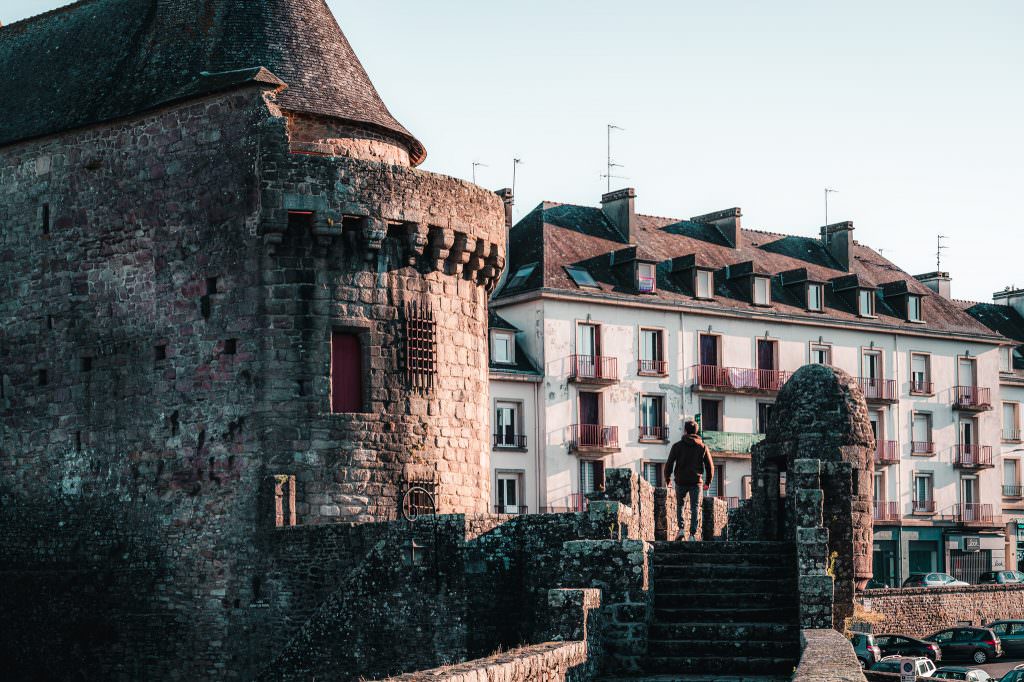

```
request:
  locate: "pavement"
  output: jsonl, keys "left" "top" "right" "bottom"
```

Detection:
{"left": 978, "top": 656, "right": 1024, "bottom": 678}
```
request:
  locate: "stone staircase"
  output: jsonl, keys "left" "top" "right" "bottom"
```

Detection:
{"left": 603, "top": 540, "right": 800, "bottom": 682}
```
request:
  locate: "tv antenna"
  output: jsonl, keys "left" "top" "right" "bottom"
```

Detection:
{"left": 512, "top": 158, "right": 523, "bottom": 198}
{"left": 824, "top": 188, "right": 839, "bottom": 226}
{"left": 936, "top": 234, "right": 948, "bottom": 271}
{"left": 472, "top": 161, "right": 488, "bottom": 184}
{"left": 601, "top": 124, "right": 627, "bottom": 192}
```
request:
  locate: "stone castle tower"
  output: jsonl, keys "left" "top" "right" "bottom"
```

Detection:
{"left": 0, "top": 0, "right": 505, "bottom": 677}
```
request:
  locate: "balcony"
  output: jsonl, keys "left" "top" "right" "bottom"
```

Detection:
{"left": 701, "top": 431, "right": 766, "bottom": 456}
{"left": 568, "top": 424, "right": 619, "bottom": 454}
{"left": 874, "top": 440, "right": 899, "bottom": 466}
{"left": 954, "top": 444, "right": 994, "bottom": 469}
{"left": 1004, "top": 429, "right": 1022, "bottom": 444}
{"left": 859, "top": 377, "right": 898, "bottom": 404}
{"left": 949, "top": 502, "right": 997, "bottom": 527}
{"left": 912, "top": 499, "right": 936, "bottom": 514}
{"left": 569, "top": 354, "right": 618, "bottom": 385}
{"left": 639, "top": 425, "right": 670, "bottom": 442}
{"left": 910, "top": 379, "right": 934, "bottom": 396}
{"left": 493, "top": 433, "right": 527, "bottom": 450}
{"left": 494, "top": 504, "right": 529, "bottom": 515}
{"left": 953, "top": 386, "right": 992, "bottom": 411}
{"left": 911, "top": 441, "right": 935, "bottom": 455}
{"left": 637, "top": 359, "right": 668, "bottom": 376}
{"left": 1003, "top": 485, "right": 1024, "bottom": 499}
{"left": 690, "top": 365, "right": 790, "bottom": 396}
{"left": 541, "top": 493, "right": 588, "bottom": 513}
{"left": 873, "top": 500, "right": 900, "bottom": 523}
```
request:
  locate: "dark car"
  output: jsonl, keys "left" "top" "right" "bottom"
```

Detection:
{"left": 932, "top": 666, "right": 994, "bottom": 681}
{"left": 1000, "top": 667, "right": 1024, "bottom": 682}
{"left": 874, "top": 633, "right": 943, "bottom": 661}
{"left": 986, "top": 621, "right": 1024, "bottom": 657}
{"left": 850, "top": 632, "right": 882, "bottom": 669}
{"left": 977, "top": 571, "right": 1021, "bottom": 585}
{"left": 925, "top": 627, "right": 1002, "bottom": 664}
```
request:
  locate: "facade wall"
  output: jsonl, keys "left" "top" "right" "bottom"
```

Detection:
{"left": 999, "top": 378, "right": 1024, "bottom": 568}
{"left": 488, "top": 377, "right": 542, "bottom": 512}
{"left": 492, "top": 294, "right": 1008, "bottom": 579}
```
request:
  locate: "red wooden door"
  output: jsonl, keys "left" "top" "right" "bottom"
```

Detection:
{"left": 331, "top": 332, "right": 362, "bottom": 413}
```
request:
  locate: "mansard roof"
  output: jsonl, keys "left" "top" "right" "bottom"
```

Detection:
{"left": 0, "top": 0, "right": 425, "bottom": 163}
{"left": 495, "top": 200, "right": 1002, "bottom": 341}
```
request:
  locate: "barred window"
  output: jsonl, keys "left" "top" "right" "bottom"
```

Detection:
{"left": 405, "top": 302, "right": 436, "bottom": 390}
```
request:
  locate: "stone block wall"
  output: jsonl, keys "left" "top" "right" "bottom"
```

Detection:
{"left": 793, "top": 629, "right": 866, "bottom": 682}
{"left": 702, "top": 496, "right": 729, "bottom": 540}
{"left": 654, "top": 486, "right": 678, "bottom": 541}
{"left": 860, "top": 584, "right": 1024, "bottom": 637}
{"left": 379, "top": 642, "right": 591, "bottom": 682}
{"left": 792, "top": 458, "right": 836, "bottom": 629}
{"left": 592, "top": 468, "right": 655, "bottom": 541}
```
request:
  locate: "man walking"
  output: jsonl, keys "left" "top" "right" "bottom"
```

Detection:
{"left": 664, "top": 420, "right": 714, "bottom": 541}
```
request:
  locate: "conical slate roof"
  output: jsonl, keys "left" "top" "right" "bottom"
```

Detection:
{"left": 0, "top": 0, "right": 426, "bottom": 163}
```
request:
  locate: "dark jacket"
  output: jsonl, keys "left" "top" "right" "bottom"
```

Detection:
{"left": 665, "top": 434, "right": 714, "bottom": 486}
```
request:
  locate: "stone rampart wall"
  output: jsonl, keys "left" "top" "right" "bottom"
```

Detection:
{"left": 860, "top": 583, "right": 1024, "bottom": 637}
{"left": 379, "top": 641, "right": 591, "bottom": 682}
{"left": 793, "top": 629, "right": 866, "bottom": 682}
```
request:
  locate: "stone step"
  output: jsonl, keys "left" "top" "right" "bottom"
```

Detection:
{"left": 643, "top": 655, "right": 796, "bottom": 676}
{"left": 654, "top": 591, "right": 790, "bottom": 610}
{"left": 649, "top": 622, "right": 799, "bottom": 642}
{"left": 652, "top": 541, "right": 791, "bottom": 555}
{"left": 647, "top": 638, "right": 800, "bottom": 659}
{"left": 653, "top": 606, "right": 798, "bottom": 624}
{"left": 653, "top": 577, "right": 792, "bottom": 594}
{"left": 652, "top": 564, "right": 794, "bottom": 580}
{"left": 653, "top": 553, "right": 793, "bottom": 568}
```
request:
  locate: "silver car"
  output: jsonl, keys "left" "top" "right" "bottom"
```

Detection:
{"left": 902, "top": 572, "right": 970, "bottom": 588}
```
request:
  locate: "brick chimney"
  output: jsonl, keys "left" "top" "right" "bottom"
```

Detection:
{"left": 601, "top": 188, "right": 637, "bottom": 244}
{"left": 915, "top": 271, "right": 952, "bottom": 299}
{"left": 495, "top": 188, "right": 514, "bottom": 230}
{"left": 821, "top": 221, "right": 854, "bottom": 271}
{"left": 994, "top": 286, "right": 1024, "bottom": 316}
{"left": 691, "top": 208, "right": 742, "bottom": 248}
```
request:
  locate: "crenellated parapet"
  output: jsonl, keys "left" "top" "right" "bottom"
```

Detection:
{"left": 259, "top": 140, "right": 507, "bottom": 291}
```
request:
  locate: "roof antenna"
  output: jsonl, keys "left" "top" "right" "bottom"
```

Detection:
{"left": 601, "top": 124, "right": 627, "bottom": 192}
{"left": 824, "top": 188, "right": 839, "bottom": 226}
{"left": 936, "top": 234, "right": 948, "bottom": 271}
{"left": 472, "top": 161, "right": 488, "bottom": 184}
{"left": 512, "top": 158, "right": 523, "bottom": 198}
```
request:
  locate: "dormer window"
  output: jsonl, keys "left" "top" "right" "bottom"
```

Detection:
{"left": 807, "top": 283, "right": 824, "bottom": 311}
{"left": 491, "top": 331, "right": 515, "bottom": 364}
{"left": 637, "top": 262, "right": 656, "bottom": 293}
{"left": 695, "top": 269, "right": 714, "bottom": 299}
{"left": 907, "top": 294, "right": 923, "bottom": 322}
{"left": 753, "top": 276, "right": 771, "bottom": 306}
{"left": 858, "top": 289, "right": 876, "bottom": 317}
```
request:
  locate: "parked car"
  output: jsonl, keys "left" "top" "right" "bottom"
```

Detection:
{"left": 932, "top": 666, "right": 995, "bottom": 681}
{"left": 871, "top": 655, "right": 937, "bottom": 677}
{"left": 903, "top": 572, "right": 970, "bottom": 588}
{"left": 865, "top": 578, "right": 890, "bottom": 590}
{"left": 1002, "top": 667, "right": 1024, "bottom": 682}
{"left": 977, "top": 571, "right": 1021, "bottom": 585}
{"left": 850, "top": 632, "right": 882, "bottom": 669}
{"left": 925, "top": 627, "right": 1002, "bottom": 664}
{"left": 874, "top": 633, "right": 943, "bottom": 661}
{"left": 986, "top": 620, "right": 1024, "bottom": 656}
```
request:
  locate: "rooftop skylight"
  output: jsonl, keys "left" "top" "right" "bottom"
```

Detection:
{"left": 506, "top": 263, "right": 537, "bottom": 290}
{"left": 565, "top": 265, "right": 599, "bottom": 289}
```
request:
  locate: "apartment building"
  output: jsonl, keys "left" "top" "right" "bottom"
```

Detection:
{"left": 487, "top": 187, "right": 1015, "bottom": 584}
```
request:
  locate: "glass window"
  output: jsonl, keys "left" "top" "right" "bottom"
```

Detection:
{"left": 913, "top": 413, "right": 933, "bottom": 447}
{"left": 807, "top": 283, "right": 824, "bottom": 311}
{"left": 914, "top": 474, "right": 933, "bottom": 504}
{"left": 579, "top": 460, "right": 605, "bottom": 494}
{"left": 642, "top": 462, "right": 663, "bottom": 487}
{"left": 757, "top": 402, "right": 774, "bottom": 434}
{"left": 640, "top": 395, "right": 665, "bottom": 440}
{"left": 911, "top": 353, "right": 931, "bottom": 393}
{"left": 565, "top": 265, "right": 599, "bottom": 288}
{"left": 505, "top": 263, "right": 536, "bottom": 290}
{"left": 695, "top": 269, "right": 714, "bottom": 299}
{"left": 907, "top": 295, "right": 922, "bottom": 321}
{"left": 859, "top": 289, "right": 875, "bottom": 316}
{"left": 753, "top": 276, "right": 771, "bottom": 305}
{"left": 639, "top": 329, "right": 664, "bottom": 374}
{"left": 637, "top": 262, "right": 656, "bottom": 293}
{"left": 491, "top": 331, "right": 515, "bottom": 364}
{"left": 810, "top": 344, "right": 831, "bottom": 365}
{"left": 1001, "top": 347, "right": 1013, "bottom": 372}
{"left": 1004, "top": 402, "right": 1021, "bottom": 440}
{"left": 495, "top": 402, "right": 520, "bottom": 447}
{"left": 1005, "top": 459, "right": 1019, "bottom": 487}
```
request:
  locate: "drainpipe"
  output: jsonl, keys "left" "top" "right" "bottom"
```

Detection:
{"left": 535, "top": 378, "right": 544, "bottom": 512}
{"left": 893, "top": 332, "right": 904, "bottom": 585}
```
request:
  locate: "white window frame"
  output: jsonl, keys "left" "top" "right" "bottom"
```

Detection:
{"left": 858, "top": 289, "right": 876, "bottom": 317}
{"left": 695, "top": 269, "right": 714, "bottom": 299}
{"left": 910, "top": 352, "right": 932, "bottom": 394}
{"left": 639, "top": 393, "right": 666, "bottom": 441}
{"left": 495, "top": 470, "right": 525, "bottom": 513}
{"left": 641, "top": 461, "right": 664, "bottom": 488}
{"left": 494, "top": 400, "right": 523, "bottom": 448}
{"left": 638, "top": 327, "right": 665, "bottom": 375}
{"left": 807, "top": 283, "right": 824, "bottom": 311}
{"left": 637, "top": 262, "right": 656, "bottom": 293}
{"left": 907, "top": 294, "right": 923, "bottom": 322}
{"left": 1001, "top": 347, "right": 1014, "bottom": 373}
{"left": 752, "top": 276, "right": 771, "bottom": 306}
{"left": 1004, "top": 402, "right": 1021, "bottom": 442}
{"left": 809, "top": 342, "right": 832, "bottom": 366}
{"left": 912, "top": 411, "right": 933, "bottom": 453}
{"left": 913, "top": 472, "right": 933, "bottom": 508}
{"left": 490, "top": 330, "right": 515, "bottom": 364}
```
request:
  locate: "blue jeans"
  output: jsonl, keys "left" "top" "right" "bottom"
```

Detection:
{"left": 676, "top": 482, "right": 702, "bottom": 537}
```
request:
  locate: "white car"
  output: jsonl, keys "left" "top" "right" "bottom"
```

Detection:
{"left": 902, "top": 572, "right": 970, "bottom": 588}
{"left": 872, "top": 655, "right": 937, "bottom": 677}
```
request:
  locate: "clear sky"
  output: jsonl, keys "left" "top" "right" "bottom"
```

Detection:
{"left": 4, "top": 1, "right": 1022, "bottom": 302}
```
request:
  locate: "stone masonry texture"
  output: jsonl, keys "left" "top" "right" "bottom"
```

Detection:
{"left": 860, "top": 583, "right": 1024, "bottom": 638}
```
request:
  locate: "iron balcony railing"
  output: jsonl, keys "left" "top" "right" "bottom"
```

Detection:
{"left": 859, "top": 377, "right": 898, "bottom": 402}
{"left": 953, "top": 385, "right": 992, "bottom": 410}
{"left": 873, "top": 500, "right": 900, "bottom": 522}
{"left": 874, "top": 440, "right": 899, "bottom": 465}
{"left": 638, "top": 359, "right": 668, "bottom": 375}
{"left": 912, "top": 499, "right": 936, "bottom": 514}
{"left": 955, "top": 444, "right": 994, "bottom": 468}
{"left": 541, "top": 493, "right": 589, "bottom": 513}
{"left": 568, "top": 424, "right": 619, "bottom": 450}
{"left": 639, "top": 425, "right": 670, "bottom": 441}
{"left": 569, "top": 354, "right": 618, "bottom": 382}
{"left": 911, "top": 441, "right": 935, "bottom": 455}
{"left": 1003, "top": 485, "right": 1024, "bottom": 498}
{"left": 493, "top": 433, "right": 527, "bottom": 449}
{"left": 494, "top": 504, "right": 529, "bottom": 515}
{"left": 701, "top": 431, "right": 766, "bottom": 455}
{"left": 690, "top": 365, "right": 790, "bottom": 393}
{"left": 910, "top": 378, "right": 934, "bottom": 395}
{"left": 1004, "top": 429, "right": 1022, "bottom": 443}
{"left": 726, "top": 496, "right": 741, "bottom": 510}
{"left": 952, "top": 502, "right": 994, "bottom": 525}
